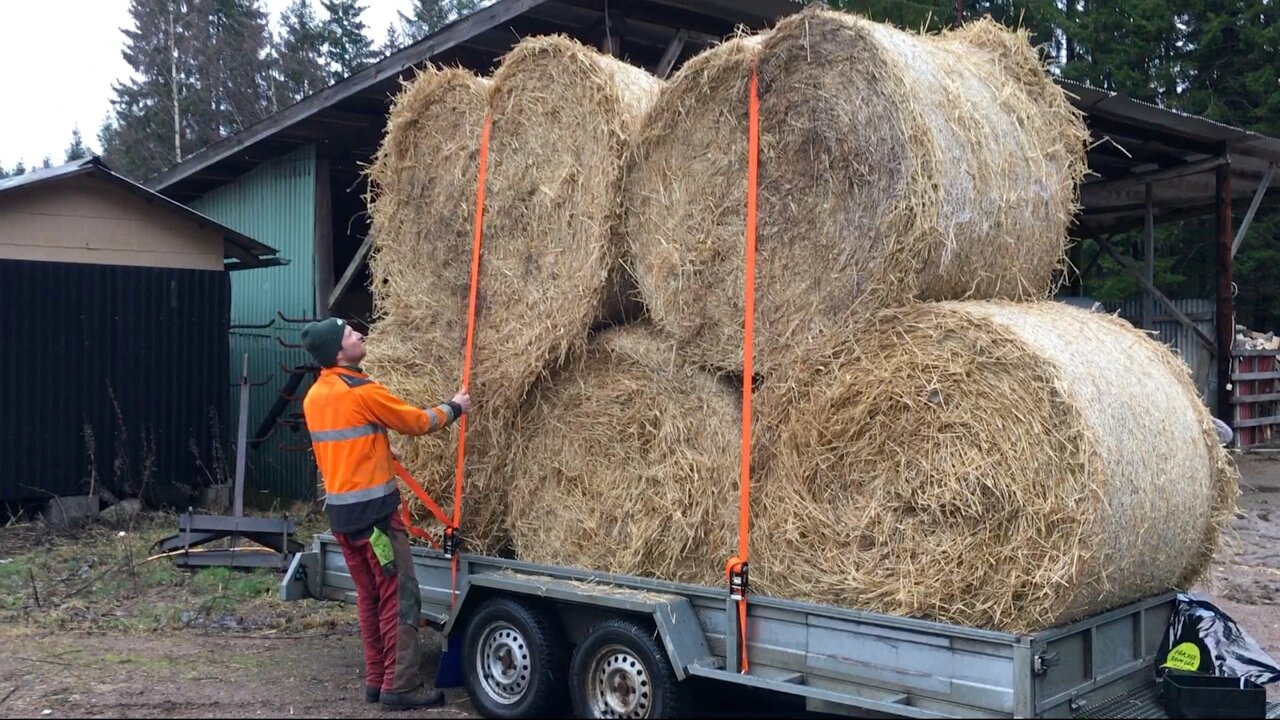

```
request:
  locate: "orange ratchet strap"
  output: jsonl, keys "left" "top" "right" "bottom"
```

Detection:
{"left": 726, "top": 61, "right": 761, "bottom": 676}
{"left": 446, "top": 112, "right": 493, "bottom": 606}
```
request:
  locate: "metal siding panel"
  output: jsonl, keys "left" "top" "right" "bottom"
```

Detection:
{"left": 1102, "top": 297, "right": 1217, "bottom": 412}
{"left": 189, "top": 145, "right": 318, "bottom": 502}
{"left": 1, "top": 259, "right": 228, "bottom": 506}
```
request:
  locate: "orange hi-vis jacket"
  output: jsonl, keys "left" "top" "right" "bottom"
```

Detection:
{"left": 302, "top": 366, "right": 459, "bottom": 534}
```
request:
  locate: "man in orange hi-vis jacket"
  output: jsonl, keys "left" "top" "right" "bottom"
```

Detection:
{"left": 300, "top": 317, "right": 470, "bottom": 711}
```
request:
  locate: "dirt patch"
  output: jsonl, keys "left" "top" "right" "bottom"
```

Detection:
{"left": 0, "top": 626, "right": 474, "bottom": 719}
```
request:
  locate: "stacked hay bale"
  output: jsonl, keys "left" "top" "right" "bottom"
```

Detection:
{"left": 364, "top": 37, "right": 660, "bottom": 553}
{"left": 753, "top": 301, "right": 1236, "bottom": 632}
{"left": 507, "top": 325, "right": 740, "bottom": 585}
{"left": 624, "top": 11, "right": 1089, "bottom": 377}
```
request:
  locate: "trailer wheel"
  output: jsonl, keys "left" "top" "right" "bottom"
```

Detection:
{"left": 569, "top": 618, "right": 688, "bottom": 719}
{"left": 462, "top": 596, "right": 567, "bottom": 718}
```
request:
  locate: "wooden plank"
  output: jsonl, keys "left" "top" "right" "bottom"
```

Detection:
{"left": 656, "top": 29, "right": 688, "bottom": 79}
{"left": 1232, "top": 415, "right": 1280, "bottom": 429}
{"left": 1232, "top": 371, "right": 1280, "bottom": 381}
{"left": 1231, "top": 392, "right": 1280, "bottom": 405}
{"left": 1232, "top": 162, "right": 1274, "bottom": 258}
{"left": 1235, "top": 349, "right": 1280, "bottom": 357}
{"left": 1095, "top": 235, "right": 1218, "bottom": 355}
{"left": 1083, "top": 156, "right": 1229, "bottom": 196}
{"left": 329, "top": 232, "right": 376, "bottom": 311}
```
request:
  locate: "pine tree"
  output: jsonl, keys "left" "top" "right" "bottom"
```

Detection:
{"left": 100, "top": 0, "right": 206, "bottom": 180}
{"left": 11, "top": 161, "right": 27, "bottom": 176}
{"left": 65, "top": 127, "right": 92, "bottom": 162}
{"left": 397, "top": 0, "right": 481, "bottom": 43}
{"left": 198, "top": 0, "right": 274, "bottom": 137}
{"left": 381, "top": 21, "right": 405, "bottom": 55}
{"left": 320, "top": 0, "right": 377, "bottom": 82}
{"left": 273, "top": 0, "right": 329, "bottom": 107}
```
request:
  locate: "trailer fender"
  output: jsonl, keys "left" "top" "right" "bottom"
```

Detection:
{"left": 446, "top": 572, "right": 712, "bottom": 681}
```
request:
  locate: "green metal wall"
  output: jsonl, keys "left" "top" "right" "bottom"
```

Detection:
{"left": 190, "top": 145, "right": 320, "bottom": 504}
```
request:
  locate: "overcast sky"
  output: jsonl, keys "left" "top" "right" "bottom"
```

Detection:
{"left": 0, "top": 0, "right": 413, "bottom": 169}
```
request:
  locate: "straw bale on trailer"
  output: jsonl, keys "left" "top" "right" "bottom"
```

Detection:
{"left": 364, "top": 39, "right": 660, "bottom": 552}
{"left": 363, "top": 68, "right": 507, "bottom": 551}
{"left": 506, "top": 325, "right": 740, "bottom": 584}
{"left": 753, "top": 301, "right": 1237, "bottom": 633}
{"left": 624, "top": 9, "right": 1089, "bottom": 376}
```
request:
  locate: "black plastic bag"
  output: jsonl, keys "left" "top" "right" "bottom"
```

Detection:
{"left": 1155, "top": 593, "right": 1280, "bottom": 686}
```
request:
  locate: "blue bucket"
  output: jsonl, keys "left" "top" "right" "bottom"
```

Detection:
{"left": 435, "top": 632, "right": 465, "bottom": 688}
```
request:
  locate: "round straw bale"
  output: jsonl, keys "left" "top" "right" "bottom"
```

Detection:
{"left": 753, "top": 300, "right": 1237, "bottom": 633}
{"left": 624, "top": 9, "right": 1089, "bottom": 375}
{"left": 365, "top": 41, "right": 660, "bottom": 549}
{"left": 363, "top": 68, "right": 510, "bottom": 552}
{"left": 506, "top": 325, "right": 740, "bottom": 584}
{"left": 478, "top": 34, "right": 661, "bottom": 406}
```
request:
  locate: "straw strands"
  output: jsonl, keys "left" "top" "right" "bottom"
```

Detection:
{"left": 506, "top": 326, "right": 740, "bottom": 584}
{"left": 624, "top": 9, "right": 1089, "bottom": 376}
{"left": 753, "top": 301, "right": 1237, "bottom": 632}
{"left": 364, "top": 36, "right": 661, "bottom": 552}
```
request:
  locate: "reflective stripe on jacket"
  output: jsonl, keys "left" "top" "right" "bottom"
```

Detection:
{"left": 302, "top": 366, "right": 457, "bottom": 533}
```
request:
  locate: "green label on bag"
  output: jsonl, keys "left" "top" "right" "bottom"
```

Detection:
{"left": 1163, "top": 642, "right": 1202, "bottom": 672}
{"left": 370, "top": 527, "right": 395, "bottom": 568}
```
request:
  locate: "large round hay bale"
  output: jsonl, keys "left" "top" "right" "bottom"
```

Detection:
{"left": 753, "top": 301, "right": 1237, "bottom": 632}
{"left": 363, "top": 68, "right": 511, "bottom": 551}
{"left": 507, "top": 325, "right": 740, "bottom": 584}
{"left": 365, "top": 40, "right": 660, "bottom": 550}
{"left": 624, "top": 9, "right": 1089, "bottom": 375}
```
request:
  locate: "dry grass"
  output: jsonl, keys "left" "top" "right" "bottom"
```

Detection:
{"left": 624, "top": 8, "right": 1089, "bottom": 378}
{"left": 753, "top": 301, "right": 1237, "bottom": 632}
{"left": 506, "top": 325, "right": 740, "bottom": 584}
{"left": 364, "top": 40, "right": 661, "bottom": 552}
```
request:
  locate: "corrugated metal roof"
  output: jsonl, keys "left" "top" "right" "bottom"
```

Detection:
{"left": 1, "top": 156, "right": 287, "bottom": 270}
{"left": 1062, "top": 80, "right": 1280, "bottom": 164}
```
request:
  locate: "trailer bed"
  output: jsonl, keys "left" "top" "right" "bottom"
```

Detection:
{"left": 285, "top": 535, "right": 1278, "bottom": 718}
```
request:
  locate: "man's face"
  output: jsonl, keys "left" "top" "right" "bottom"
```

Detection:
{"left": 337, "top": 325, "right": 366, "bottom": 365}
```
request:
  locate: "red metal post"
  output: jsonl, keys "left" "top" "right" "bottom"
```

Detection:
{"left": 1217, "top": 154, "right": 1235, "bottom": 426}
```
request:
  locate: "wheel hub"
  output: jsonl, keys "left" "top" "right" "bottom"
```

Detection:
{"left": 589, "top": 645, "right": 651, "bottom": 718}
{"left": 477, "top": 622, "right": 531, "bottom": 705}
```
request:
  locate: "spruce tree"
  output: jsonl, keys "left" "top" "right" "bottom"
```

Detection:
{"left": 320, "top": 0, "right": 377, "bottom": 82}
{"left": 274, "top": 0, "right": 329, "bottom": 106}
{"left": 65, "top": 127, "right": 92, "bottom": 161}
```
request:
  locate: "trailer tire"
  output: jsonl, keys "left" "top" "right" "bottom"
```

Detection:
{"left": 569, "top": 617, "right": 688, "bottom": 719}
{"left": 462, "top": 596, "right": 568, "bottom": 718}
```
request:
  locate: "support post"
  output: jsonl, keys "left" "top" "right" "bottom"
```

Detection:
{"left": 656, "top": 29, "right": 688, "bottom": 79}
{"left": 1143, "top": 183, "right": 1155, "bottom": 330}
{"left": 314, "top": 146, "right": 334, "bottom": 318}
{"left": 1096, "top": 236, "right": 1217, "bottom": 354}
{"left": 1217, "top": 154, "right": 1235, "bottom": 422}
{"left": 234, "top": 353, "right": 250, "bottom": 519}
{"left": 1232, "top": 162, "right": 1274, "bottom": 258}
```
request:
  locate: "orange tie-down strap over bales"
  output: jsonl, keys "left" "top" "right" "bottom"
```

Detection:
{"left": 726, "top": 61, "right": 761, "bottom": 676}
{"left": 395, "top": 460, "right": 450, "bottom": 549}
{"left": 444, "top": 111, "right": 494, "bottom": 604}
{"left": 393, "top": 113, "right": 492, "bottom": 601}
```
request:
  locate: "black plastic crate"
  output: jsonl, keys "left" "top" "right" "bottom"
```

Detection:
{"left": 1163, "top": 672, "right": 1266, "bottom": 719}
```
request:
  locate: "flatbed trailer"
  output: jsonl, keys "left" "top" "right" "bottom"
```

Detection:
{"left": 283, "top": 534, "right": 1278, "bottom": 718}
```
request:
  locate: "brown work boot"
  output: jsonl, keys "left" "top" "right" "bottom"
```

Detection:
{"left": 380, "top": 684, "right": 445, "bottom": 711}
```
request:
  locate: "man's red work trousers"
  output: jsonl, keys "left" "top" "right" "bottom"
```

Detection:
{"left": 334, "top": 513, "right": 424, "bottom": 694}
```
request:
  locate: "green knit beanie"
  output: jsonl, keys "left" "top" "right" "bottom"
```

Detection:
{"left": 301, "top": 317, "right": 347, "bottom": 368}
